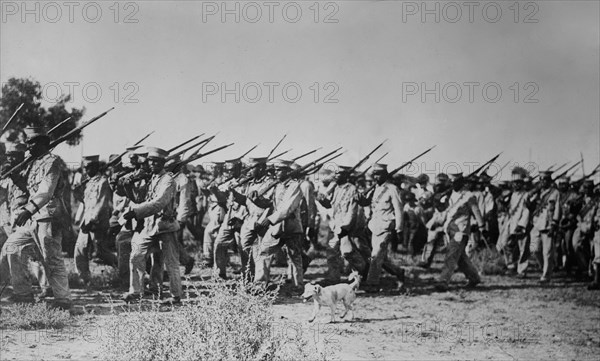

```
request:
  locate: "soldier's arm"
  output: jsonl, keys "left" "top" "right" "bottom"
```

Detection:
{"left": 517, "top": 196, "right": 530, "bottom": 229}
{"left": 390, "top": 186, "right": 404, "bottom": 231}
{"left": 177, "top": 177, "right": 192, "bottom": 221}
{"left": 267, "top": 183, "right": 303, "bottom": 225}
{"left": 469, "top": 195, "right": 485, "bottom": 228}
{"left": 300, "top": 181, "right": 317, "bottom": 229}
{"left": 552, "top": 191, "right": 562, "bottom": 224}
{"left": 132, "top": 175, "right": 176, "bottom": 219}
{"left": 24, "top": 159, "right": 61, "bottom": 215}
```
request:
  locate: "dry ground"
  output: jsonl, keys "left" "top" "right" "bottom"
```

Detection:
{"left": 1, "top": 237, "right": 599, "bottom": 361}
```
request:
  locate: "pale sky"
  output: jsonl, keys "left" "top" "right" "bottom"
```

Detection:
{"left": 1, "top": 0, "right": 599, "bottom": 179}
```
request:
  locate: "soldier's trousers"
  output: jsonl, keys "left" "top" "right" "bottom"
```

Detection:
{"left": 466, "top": 229, "right": 481, "bottom": 257}
{"left": 203, "top": 223, "right": 220, "bottom": 263}
{"left": 421, "top": 228, "right": 443, "bottom": 266}
{"left": 0, "top": 226, "right": 49, "bottom": 292}
{"left": 75, "top": 228, "right": 118, "bottom": 282}
{"left": 1, "top": 220, "right": 70, "bottom": 301}
{"left": 527, "top": 227, "right": 554, "bottom": 279}
{"left": 555, "top": 229, "right": 575, "bottom": 269}
{"left": 214, "top": 225, "right": 241, "bottom": 277}
{"left": 503, "top": 233, "right": 530, "bottom": 275}
{"left": 439, "top": 233, "right": 480, "bottom": 284}
{"left": 129, "top": 231, "right": 182, "bottom": 297}
{"left": 326, "top": 232, "right": 370, "bottom": 281}
{"left": 239, "top": 225, "right": 260, "bottom": 279}
{"left": 116, "top": 230, "right": 133, "bottom": 281}
{"left": 572, "top": 227, "right": 592, "bottom": 273}
{"left": 366, "top": 230, "right": 405, "bottom": 286}
{"left": 255, "top": 233, "right": 303, "bottom": 286}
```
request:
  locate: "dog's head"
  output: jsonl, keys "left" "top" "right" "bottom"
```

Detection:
{"left": 301, "top": 283, "right": 321, "bottom": 302}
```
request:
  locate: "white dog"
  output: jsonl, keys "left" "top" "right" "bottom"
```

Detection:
{"left": 302, "top": 271, "right": 361, "bottom": 323}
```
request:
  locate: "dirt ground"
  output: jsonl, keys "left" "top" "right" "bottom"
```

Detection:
{"left": 1, "top": 242, "right": 599, "bottom": 361}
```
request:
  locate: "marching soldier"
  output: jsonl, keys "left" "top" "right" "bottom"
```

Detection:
{"left": 496, "top": 170, "right": 530, "bottom": 276}
{"left": 524, "top": 171, "right": 561, "bottom": 282}
{"left": 418, "top": 173, "right": 451, "bottom": 268}
{"left": 556, "top": 176, "right": 578, "bottom": 271}
{"left": 435, "top": 172, "right": 486, "bottom": 291}
{"left": 589, "top": 183, "right": 600, "bottom": 290}
{"left": 202, "top": 162, "right": 226, "bottom": 267}
{"left": 318, "top": 166, "right": 370, "bottom": 282}
{"left": 212, "top": 159, "right": 247, "bottom": 279}
{"left": 122, "top": 147, "right": 182, "bottom": 304}
{"left": 173, "top": 162, "right": 197, "bottom": 274}
{"left": 361, "top": 164, "right": 406, "bottom": 292}
{"left": 74, "top": 155, "right": 117, "bottom": 285}
{"left": 571, "top": 180, "right": 598, "bottom": 278}
{"left": 1, "top": 127, "right": 72, "bottom": 308}
{"left": 254, "top": 159, "right": 304, "bottom": 289}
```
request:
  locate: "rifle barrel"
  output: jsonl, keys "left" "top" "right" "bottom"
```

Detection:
{"left": 1, "top": 103, "right": 24, "bottom": 134}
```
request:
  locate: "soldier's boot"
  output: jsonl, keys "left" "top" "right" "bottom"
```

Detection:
{"left": 587, "top": 267, "right": 600, "bottom": 290}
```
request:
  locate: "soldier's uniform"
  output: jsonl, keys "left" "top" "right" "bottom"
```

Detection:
{"left": 236, "top": 158, "right": 273, "bottom": 278}
{"left": 321, "top": 169, "right": 370, "bottom": 282}
{"left": 174, "top": 170, "right": 196, "bottom": 271}
{"left": 571, "top": 181, "right": 598, "bottom": 275}
{"left": 124, "top": 147, "right": 182, "bottom": 301}
{"left": 525, "top": 171, "right": 561, "bottom": 281}
{"left": 556, "top": 177, "right": 578, "bottom": 270}
{"left": 74, "top": 155, "right": 116, "bottom": 284}
{"left": 496, "top": 174, "right": 530, "bottom": 275}
{"left": 202, "top": 162, "right": 226, "bottom": 266}
{"left": 255, "top": 160, "right": 304, "bottom": 287}
{"left": 365, "top": 164, "right": 405, "bottom": 288}
{"left": 2, "top": 128, "right": 71, "bottom": 305}
{"left": 589, "top": 186, "right": 600, "bottom": 289}
{"left": 437, "top": 173, "right": 485, "bottom": 288}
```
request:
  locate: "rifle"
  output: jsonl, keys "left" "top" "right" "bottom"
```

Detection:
{"left": 168, "top": 143, "right": 235, "bottom": 172}
{"left": 467, "top": 152, "right": 502, "bottom": 178}
{"left": 133, "top": 130, "right": 155, "bottom": 146}
{"left": 304, "top": 152, "right": 345, "bottom": 176}
{"left": 257, "top": 147, "right": 343, "bottom": 197}
{"left": 218, "top": 148, "right": 293, "bottom": 187}
{"left": 1, "top": 103, "right": 24, "bottom": 136}
{"left": 167, "top": 137, "right": 212, "bottom": 161}
{"left": 571, "top": 163, "right": 600, "bottom": 186}
{"left": 359, "top": 152, "right": 389, "bottom": 177}
{"left": 546, "top": 163, "right": 558, "bottom": 172}
{"left": 363, "top": 145, "right": 436, "bottom": 195}
{"left": 168, "top": 134, "right": 205, "bottom": 153}
{"left": 238, "top": 143, "right": 260, "bottom": 159}
{"left": 552, "top": 161, "right": 581, "bottom": 181}
{"left": 292, "top": 147, "right": 322, "bottom": 162}
{"left": 267, "top": 134, "right": 287, "bottom": 158}
{"left": 1, "top": 107, "right": 115, "bottom": 180}
{"left": 490, "top": 160, "right": 511, "bottom": 179}
{"left": 47, "top": 117, "right": 72, "bottom": 135}
{"left": 551, "top": 162, "right": 569, "bottom": 174}
{"left": 348, "top": 140, "right": 387, "bottom": 174}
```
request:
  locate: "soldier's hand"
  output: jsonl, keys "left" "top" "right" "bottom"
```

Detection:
{"left": 123, "top": 209, "right": 137, "bottom": 221}
{"left": 15, "top": 209, "right": 32, "bottom": 227}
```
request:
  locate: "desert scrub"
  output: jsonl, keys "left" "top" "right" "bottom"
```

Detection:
{"left": 471, "top": 247, "right": 506, "bottom": 275}
{"left": 0, "top": 302, "right": 71, "bottom": 330}
{"left": 101, "top": 279, "right": 331, "bottom": 361}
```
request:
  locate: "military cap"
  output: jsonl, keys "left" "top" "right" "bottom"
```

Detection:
{"left": 224, "top": 159, "right": 242, "bottom": 171}
{"left": 290, "top": 162, "right": 302, "bottom": 171}
{"left": 82, "top": 155, "right": 100, "bottom": 165}
{"left": 448, "top": 172, "right": 464, "bottom": 181}
{"left": 556, "top": 176, "right": 570, "bottom": 184}
{"left": 24, "top": 126, "right": 49, "bottom": 141}
{"left": 436, "top": 173, "right": 450, "bottom": 182}
{"left": 249, "top": 157, "right": 268, "bottom": 164}
{"left": 372, "top": 163, "right": 388, "bottom": 173}
{"left": 523, "top": 176, "right": 533, "bottom": 183}
{"left": 4, "top": 142, "right": 27, "bottom": 154}
{"left": 479, "top": 172, "right": 492, "bottom": 183}
{"left": 146, "top": 147, "right": 169, "bottom": 160}
{"left": 582, "top": 179, "right": 595, "bottom": 188}
{"left": 108, "top": 154, "right": 120, "bottom": 163}
{"left": 511, "top": 172, "right": 527, "bottom": 182}
{"left": 335, "top": 165, "right": 352, "bottom": 174}
{"left": 539, "top": 170, "right": 553, "bottom": 180}
{"left": 272, "top": 159, "right": 293, "bottom": 169}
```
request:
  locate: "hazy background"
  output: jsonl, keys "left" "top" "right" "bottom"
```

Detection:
{"left": 1, "top": 0, "right": 599, "bottom": 179}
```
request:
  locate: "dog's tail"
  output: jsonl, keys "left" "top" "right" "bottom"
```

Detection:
{"left": 349, "top": 271, "right": 361, "bottom": 290}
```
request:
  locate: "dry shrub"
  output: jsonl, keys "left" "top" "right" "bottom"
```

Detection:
{"left": 471, "top": 247, "right": 506, "bottom": 275}
{"left": 101, "top": 279, "right": 332, "bottom": 361}
{"left": 0, "top": 302, "right": 71, "bottom": 330}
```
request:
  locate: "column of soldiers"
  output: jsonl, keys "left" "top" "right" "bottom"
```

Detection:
{"left": 1, "top": 129, "right": 600, "bottom": 313}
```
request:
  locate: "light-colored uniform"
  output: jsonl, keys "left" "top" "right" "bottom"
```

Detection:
{"left": 255, "top": 179, "right": 304, "bottom": 286}
{"left": 324, "top": 182, "right": 370, "bottom": 281}
{"left": 202, "top": 179, "right": 227, "bottom": 262}
{"left": 213, "top": 182, "right": 247, "bottom": 277}
{"left": 128, "top": 170, "right": 182, "bottom": 297}
{"left": 174, "top": 172, "right": 196, "bottom": 265}
{"left": 572, "top": 196, "right": 598, "bottom": 272}
{"left": 74, "top": 174, "right": 116, "bottom": 282}
{"left": 439, "top": 190, "right": 484, "bottom": 285}
{"left": 1, "top": 154, "right": 71, "bottom": 302}
{"left": 496, "top": 190, "right": 530, "bottom": 274}
{"left": 366, "top": 181, "right": 405, "bottom": 286}
{"left": 526, "top": 187, "right": 561, "bottom": 280}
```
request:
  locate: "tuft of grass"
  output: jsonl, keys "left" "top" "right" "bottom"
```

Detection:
{"left": 0, "top": 302, "right": 71, "bottom": 330}
{"left": 471, "top": 247, "right": 506, "bottom": 275}
{"left": 101, "top": 278, "right": 332, "bottom": 361}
